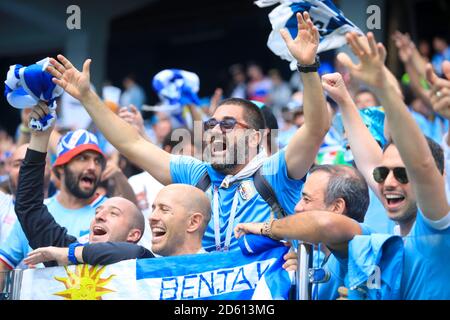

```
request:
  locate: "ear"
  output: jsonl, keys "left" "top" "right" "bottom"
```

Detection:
{"left": 186, "top": 212, "right": 203, "bottom": 233}
{"left": 331, "top": 198, "right": 346, "bottom": 215}
{"left": 126, "top": 229, "right": 143, "bottom": 243}
{"left": 248, "top": 129, "right": 263, "bottom": 149}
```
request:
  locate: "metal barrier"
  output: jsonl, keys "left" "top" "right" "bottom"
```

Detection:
{"left": 296, "top": 241, "right": 313, "bottom": 300}
{"left": 0, "top": 269, "right": 22, "bottom": 300}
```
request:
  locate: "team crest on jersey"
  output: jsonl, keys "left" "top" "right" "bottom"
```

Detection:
{"left": 239, "top": 180, "right": 256, "bottom": 201}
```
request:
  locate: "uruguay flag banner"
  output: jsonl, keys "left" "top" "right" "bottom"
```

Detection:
{"left": 256, "top": 0, "right": 363, "bottom": 70}
{"left": 18, "top": 236, "right": 292, "bottom": 300}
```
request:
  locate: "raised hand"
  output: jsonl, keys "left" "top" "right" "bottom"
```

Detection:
{"left": 280, "top": 12, "right": 319, "bottom": 65}
{"left": 118, "top": 105, "right": 146, "bottom": 135}
{"left": 392, "top": 31, "right": 414, "bottom": 64}
{"left": 47, "top": 54, "right": 92, "bottom": 102}
{"left": 426, "top": 61, "right": 450, "bottom": 119}
{"left": 321, "top": 72, "right": 352, "bottom": 104}
{"left": 337, "top": 32, "right": 387, "bottom": 89}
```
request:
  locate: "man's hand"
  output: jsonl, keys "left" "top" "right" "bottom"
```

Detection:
{"left": 24, "top": 247, "right": 69, "bottom": 266}
{"left": 337, "top": 32, "right": 387, "bottom": 89}
{"left": 282, "top": 250, "right": 298, "bottom": 272}
{"left": 101, "top": 160, "right": 122, "bottom": 181}
{"left": 337, "top": 286, "right": 349, "bottom": 300}
{"left": 426, "top": 61, "right": 450, "bottom": 119}
{"left": 234, "top": 222, "right": 264, "bottom": 239}
{"left": 392, "top": 31, "right": 414, "bottom": 64}
{"left": 280, "top": 12, "right": 319, "bottom": 65}
{"left": 321, "top": 73, "right": 352, "bottom": 105}
{"left": 47, "top": 54, "right": 92, "bottom": 102}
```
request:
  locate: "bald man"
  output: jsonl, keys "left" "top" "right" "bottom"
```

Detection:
{"left": 13, "top": 143, "right": 149, "bottom": 266}
{"left": 24, "top": 184, "right": 211, "bottom": 266}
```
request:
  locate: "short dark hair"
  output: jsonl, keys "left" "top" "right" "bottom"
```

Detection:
{"left": 309, "top": 165, "right": 369, "bottom": 222}
{"left": 383, "top": 136, "right": 444, "bottom": 175}
{"left": 217, "top": 98, "right": 265, "bottom": 130}
{"left": 355, "top": 88, "right": 380, "bottom": 106}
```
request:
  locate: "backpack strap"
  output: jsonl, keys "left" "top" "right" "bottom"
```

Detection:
{"left": 195, "top": 171, "right": 212, "bottom": 192}
{"left": 253, "top": 167, "right": 287, "bottom": 219}
{"left": 195, "top": 168, "right": 288, "bottom": 219}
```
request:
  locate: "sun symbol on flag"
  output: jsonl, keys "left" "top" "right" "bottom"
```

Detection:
{"left": 53, "top": 265, "right": 115, "bottom": 300}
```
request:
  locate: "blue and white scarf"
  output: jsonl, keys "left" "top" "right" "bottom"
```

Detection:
{"left": 256, "top": 0, "right": 363, "bottom": 70}
{"left": 4, "top": 58, "right": 63, "bottom": 131}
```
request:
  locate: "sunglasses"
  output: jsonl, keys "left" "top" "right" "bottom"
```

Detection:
{"left": 373, "top": 166, "right": 409, "bottom": 184}
{"left": 203, "top": 117, "right": 251, "bottom": 133}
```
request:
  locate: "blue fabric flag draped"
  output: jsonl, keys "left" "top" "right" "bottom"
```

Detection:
{"left": 255, "top": 0, "right": 363, "bottom": 70}
{"left": 151, "top": 69, "right": 200, "bottom": 127}
{"left": 4, "top": 57, "right": 63, "bottom": 131}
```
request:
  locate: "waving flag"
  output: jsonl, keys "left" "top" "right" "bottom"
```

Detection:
{"left": 17, "top": 236, "right": 292, "bottom": 300}
{"left": 146, "top": 69, "right": 201, "bottom": 128}
{"left": 4, "top": 57, "right": 63, "bottom": 131}
{"left": 256, "top": 0, "right": 363, "bottom": 70}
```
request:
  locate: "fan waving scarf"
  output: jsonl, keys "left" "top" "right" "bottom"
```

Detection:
{"left": 4, "top": 57, "right": 63, "bottom": 131}
{"left": 255, "top": 0, "right": 363, "bottom": 70}
{"left": 151, "top": 69, "right": 200, "bottom": 126}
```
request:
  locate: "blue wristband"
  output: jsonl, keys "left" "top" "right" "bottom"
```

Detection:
{"left": 68, "top": 242, "right": 84, "bottom": 264}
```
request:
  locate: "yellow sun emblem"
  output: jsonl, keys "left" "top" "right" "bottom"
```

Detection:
{"left": 54, "top": 265, "right": 115, "bottom": 300}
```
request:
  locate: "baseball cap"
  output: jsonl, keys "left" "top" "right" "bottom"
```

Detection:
{"left": 54, "top": 129, "right": 105, "bottom": 167}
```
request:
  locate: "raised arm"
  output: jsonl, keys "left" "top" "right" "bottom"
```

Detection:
{"left": 47, "top": 56, "right": 172, "bottom": 185}
{"left": 322, "top": 72, "right": 383, "bottom": 197}
{"left": 343, "top": 32, "right": 449, "bottom": 221}
{"left": 282, "top": 12, "right": 330, "bottom": 180}
{"left": 235, "top": 211, "right": 363, "bottom": 257}
{"left": 16, "top": 103, "right": 78, "bottom": 250}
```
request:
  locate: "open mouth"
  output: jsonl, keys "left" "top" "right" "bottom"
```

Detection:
{"left": 80, "top": 175, "right": 95, "bottom": 188}
{"left": 151, "top": 227, "right": 166, "bottom": 243}
{"left": 92, "top": 226, "right": 107, "bottom": 236}
{"left": 210, "top": 137, "right": 227, "bottom": 155}
{"left": 384, "top": 193, "right": 406, "bottom": 209}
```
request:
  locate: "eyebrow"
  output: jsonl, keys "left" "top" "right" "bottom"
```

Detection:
{"left": 110, "top": 206, "right": 123, "bottom": 213}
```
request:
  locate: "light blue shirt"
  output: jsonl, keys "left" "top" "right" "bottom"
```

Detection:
{"left": 400, "top": 210, "right": 450, "bottom": 299}
{"left": 170, "top": 149, "right": 304, "bottom": 252}
{"left": 411, "top": 111, "right": 448, "bottom": 144}
{"left": 316, "top": 223, "right": 373, "bottom": 300}
{"left": 0, "top": 195, "right": 105, "bottom": 269}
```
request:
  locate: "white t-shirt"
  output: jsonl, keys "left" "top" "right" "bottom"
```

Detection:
{"left": 0, "top": 191, "right": 16, "bottom": 245}
{"left": 128, "top": 171, "right": 164, "bottom": 250}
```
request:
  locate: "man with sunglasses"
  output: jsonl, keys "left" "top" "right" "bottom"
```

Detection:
{"left": 327, "top": 31, "right": 450, "bottom": 299}
{"left": 46, "top": 12, "right": 329, "bottom": 252}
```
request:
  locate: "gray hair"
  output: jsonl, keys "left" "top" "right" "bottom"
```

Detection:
{"left": 309, "top": 165, "right": 369, "bottom": 222}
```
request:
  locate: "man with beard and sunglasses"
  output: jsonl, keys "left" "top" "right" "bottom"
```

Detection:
{"left": 323, "top": 31, "right": 449, "bottom": 299}
{"left": 46, "top": 12, "right": 330, "bottom": 252}
{"left": 0, "top": 126, "right": 108, "bottom": 271}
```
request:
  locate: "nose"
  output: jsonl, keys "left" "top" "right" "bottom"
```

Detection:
{"left": 210, "top": 121, "right": 223, "bottom": 135}
{"left": 149, "top": 209, "right": 161, "bottom": 224}
{"left": 383, "top": 170, "right": 400, "bottom": 188}
{"left": 95, "top": 209, "right": 107, "bottom": 222}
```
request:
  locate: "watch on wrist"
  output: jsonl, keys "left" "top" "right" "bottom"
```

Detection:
{"left": 68, "top": 242, "right": 84, "bottom": 264}
{"left": 297, "top": 56, "right": 320, "bottom": 73}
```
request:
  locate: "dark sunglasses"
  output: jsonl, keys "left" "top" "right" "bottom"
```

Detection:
{"left": 203, "top": 117, "right": 251, "bottom": 133}
{"left": 373, "top": 166, "right": 409, "bottom": 184}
